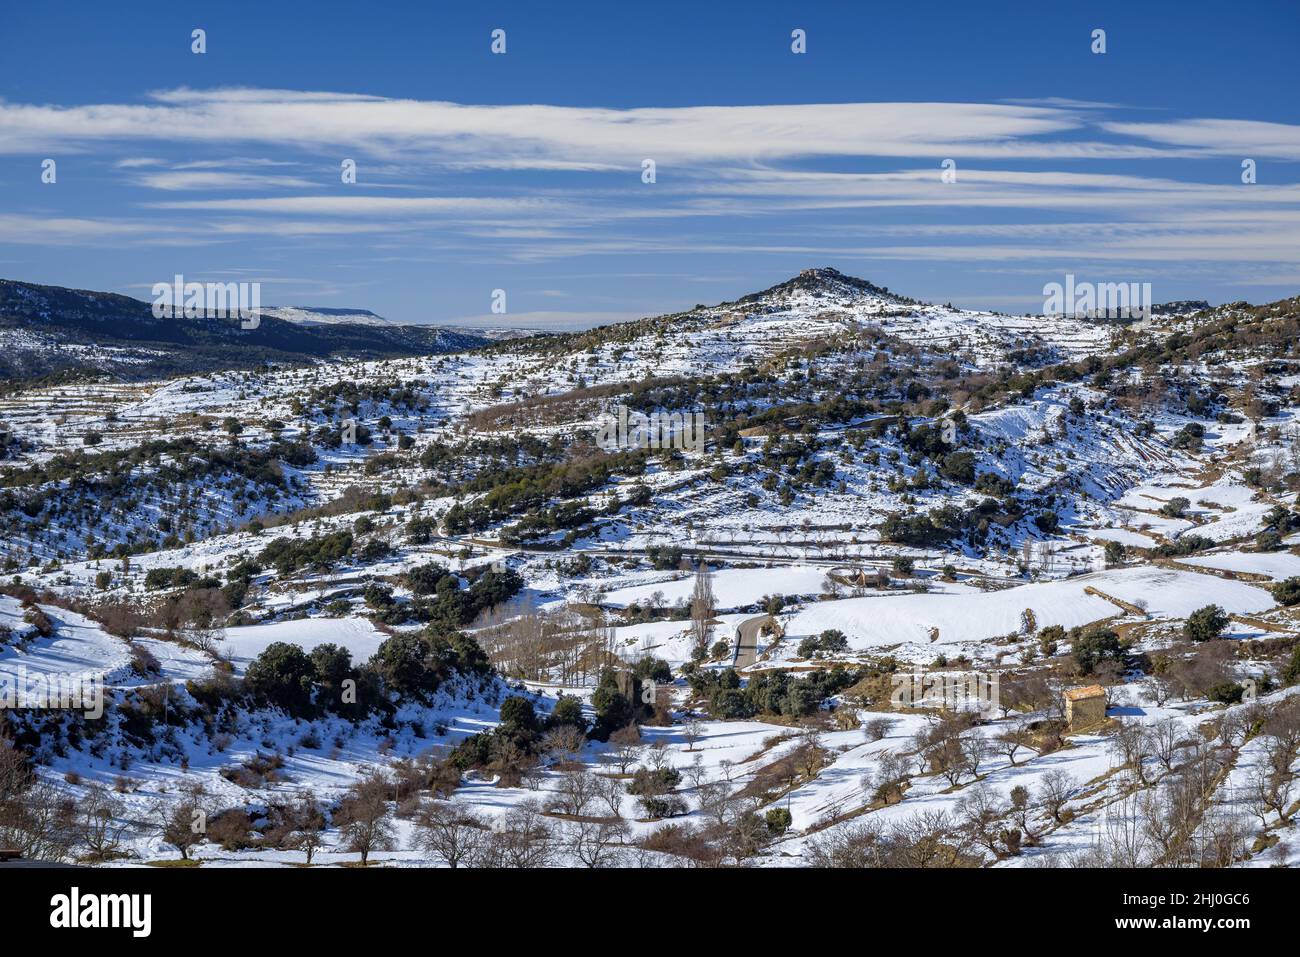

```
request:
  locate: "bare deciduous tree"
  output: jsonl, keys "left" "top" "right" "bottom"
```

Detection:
{"left": 1039, "top": 770, "right": 1077, "bottom": 824}
{"left": 684, "top": 753, "right": 708, "bottom": 791}
{"left": 961, "top": 733, "right": 990, "bottom": 780}
{"left": 1247, "top": 762, "right": 1294, "bottom": 826}
{"left": 283, "top": 790, "right": 325, "bottom": 865}
{"left": 607, "top": 724, "right": 643, "bottom": 774}
{"left": 549, "top": 768, "right": 599, "bottom": 817}
{"left": 805, "top": 818, "right": 887, "bottom": 867}
{"left": 1151, "top": 718, "right": 1184, "bottom": 772}
{"left": 0, "top": 742, "right": 33, "bottom": 804}
{"left": 956, "top": 784, "right": 1006, "bottom": 859}
{"left": 869, "top": 751, "right": 909, "bottom": 806}
{"left": 476, "top": 800, "right": 554, "bottom": 868}
{"left": 998, "top": 720, "right": 1034, "bottom": 766}
{"left": 689, "top": 562, "right": 716, "bottom": 656}
{"left": 1088, "top": 792, "right": 1153, "bottom": 867}
{"left": 152, "top": 784, "right": 206, "bottom": 862}
{"left": 698, "top": 780, "right": 734, "bottom": 828}
{"left": 595, "top": 773, "right": 625, "bottom": 819}
{"left": 540, "top": 725, "right": 586, "bottom": 766}
{"left": 682, "top": 717, "right": 703, "bottom": 752}
{"left": 1111, "top": 722, "right": 1153, "bottom": 784}
{"left": 568, "top": 817, "right": 630, "bottom": 868}
{"left": 1197, "top": 805, "right": 1249, "bottom": 869}
{"left": 1008, "top": 784, "right": 1043, "bottom": 845}
{"left": 76, "top": 783, "right": 127, "bottom": 861}
{"left": 413, "top": 801, "right": 487, "bottom": 869}
{"left": 863, "top": 717, "right": 894, "bottom": 742}
{"left": 336, "top": 771, "right": 396, "bottom": 866}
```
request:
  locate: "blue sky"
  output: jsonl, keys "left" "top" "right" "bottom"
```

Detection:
{"left": 2, "top": 0, "right": 1298, "bottom": 327}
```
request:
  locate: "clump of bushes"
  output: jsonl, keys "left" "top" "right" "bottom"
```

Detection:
{"left": 797, "top": 629, "right": 849, "bottom": 659}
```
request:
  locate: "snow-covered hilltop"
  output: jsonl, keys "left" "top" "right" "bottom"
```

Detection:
{"left": 664, "top": 265, "right": 1127, "bottom": 365}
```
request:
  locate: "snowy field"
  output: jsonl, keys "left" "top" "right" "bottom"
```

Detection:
{"left": 1181, "top": 550, "right": 1300, "bottom": 580}
{"left": 600, "top": 565, "right": 829, "bottom": 611}
{"left": 218, "top": 617, "right": 389, "bottom": 674}
{"left": 781, "top": 565, "right": 1276, "bottom": 653}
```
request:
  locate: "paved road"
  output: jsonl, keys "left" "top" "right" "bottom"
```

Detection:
{"left": 733, "top": 614, "right": 772, "bottom": 669}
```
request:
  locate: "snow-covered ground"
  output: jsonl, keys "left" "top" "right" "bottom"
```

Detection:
{"left": 6, "top": 269, "right": 1300, "bottom": 869}
{"left": 1181, "top": 549, "right": 1300, "bottom": 580}
{"left": 779, "top": 565, "right": 1275, "bottom": 658}
{"left": 218, "top": 617, "right": 389, "bottom": 674}
{"left": 600, "top": 565, "right": 828, "bottom": 611}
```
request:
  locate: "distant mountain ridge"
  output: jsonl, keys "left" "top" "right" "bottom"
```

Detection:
{"left": 258, "top": 305, "right": 394, "bottom": 328}
{"left": 3, "top": 271, "right": 1283, "bottom": 387}
{"left": 0, "top": 279, "right": 489, "bottom": 383}
{"left": 440, "top": 324, "right": 544, "bottom": 342}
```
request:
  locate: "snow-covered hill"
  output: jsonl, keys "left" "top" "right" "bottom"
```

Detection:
{"left": 5, "top": 267, "right": 1300, "bottom": 870}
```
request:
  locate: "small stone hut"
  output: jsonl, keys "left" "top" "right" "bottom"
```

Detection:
{"left": 1063, "top": 684, "right": 1107, "bottom": 731}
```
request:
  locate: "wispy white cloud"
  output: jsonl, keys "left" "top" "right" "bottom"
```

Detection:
{"left": 136, "top": 171, "right": 317, "bottom": 191}
{"left": 0, "top": 214, "right": 197, "bottom": 245}
{"left": 0, "top": 88, "right": 1150, "bottom": 163}
{"left": 2, "top": 87, "right": 1298, "bottom": 282}
{"left": 1000, "top": 97, "right": 1143, "bottom": 110}
{"left": 1102, "top": 118, "right": 1300, "bottom": 159}
{"left": 145, "top": 195, "right": 569, "bottom": 215}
